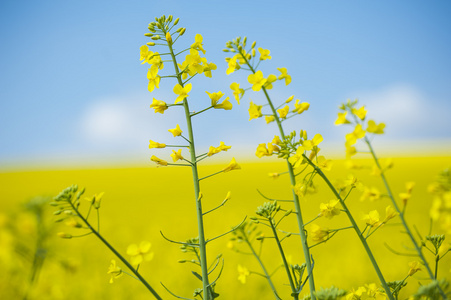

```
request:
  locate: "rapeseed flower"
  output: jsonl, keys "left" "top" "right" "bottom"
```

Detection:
{"left": 170, "top": 149, "right": 184, "bottom": 162}
{"left": 191, "top": 34, "right": 206, "bottom": 54}
{"left": 107, "top": 260, "right": 123, "bottom": 283}
{"left": 148, "top": 140, "right": 166, "bottom": 149}
{"left": 301, "top": 134, "right": 323, "bottom": 151}
{"left": 265, "top": 115, "right": 275, "bottom": 124}
{"left": 206, "top": 91, "right": 232, "bottom": 110}
{"left": 362, "top": 210, "right": 381, "bottom": 227}
{"left": 407, "top": 261, "right": 421, "bottom": 276}
{"left": 226, "top": 56, "right": 240, "bottom": 75}
{"left": 127, "top": 241, "right": 154, "bottom": 267}
{"left": 277, "top": 105, "right": 289, "bottom": 119}
{"left": 147, "top": 65, "right": 160, "bottom": 92}
{"left": 264, "top": 74, "right": 277, "bottom": 89}
{"left": 319, "top": 200, "right": 341, "bottom": 219}
{"left": 367, "top": 120, "right": 385, "bottom": 134}
{"left": 173, "top": 83, "right": 192, "bottom": 104}
{"left": 207, "top": 142, "right": 231, "bottom": 156}
{"left": 345, "top": 124, "right": 366, "bottom": 146}
{"left": 150, "top": 98, "right": 168, "bottom": 114}
{"left": 237, "top": 265, "right": 249, "bottom": 284}
{"left": 248, "top": 71, "right": 267, "bottom": 91}
{"left": 248, "top": 101, "right": 263, "bottom": 120}
{"left": 223, "top": 158, "right": 241, "bottom": 172}
{"left": 360, "top": 187, "right": 381, "bottom": 201}
{"left": 352, "top": 106, "right": 367, "bottom": 120}
{"left": 335, "top": 111, "right": 350, "bottom": 125}
{"left": 310, "top": 224, "right": 329, "bottom": 242}
{"left": 258, "top": 47, "right": 271, "bottom": 60}
{"left": 316, "top": 156, "right": 332, "bottom": 171}
{"left": 230, "top": 82, "right": 244, "bottom": 104}
{"left": 150, "top": 155, "right": 168, "bottom": 166}
{"left": 292, "top": 100, "right": 310, "bottom": 114}
{"left": 277, "top": 67, "right": 291, "bottom": 85}
{"left": 168, "top": 124, "right": 182, "bottom": 137}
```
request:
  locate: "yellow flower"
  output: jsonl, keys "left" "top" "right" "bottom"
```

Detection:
{"left": 226, "top": 56, "right": 240, "bottom": 75}
{"left": 288, "top": 148, "right": 306, "bottom": 169}
{"left": 207, "top": 141, "right": 232, "bottom": 156}
{"left": 230, "top": 82, "right": 244, "bottom": 104}
{"left": 360, "top": 186, "right": 381, "bottom": 201}
{"left": 248, "top": 101, "right": 263, "bottom": 120}
{"left": 140, "top": 45, "right": 150, "bottom": 63}
{"left": 362, "top": 210, "right": 381, "bottom": 227}
{"left": 310, "top": 224, "right": 329, "bottom": 242}
{"left": 223, "top": 157, "right": 241, "bottom": 172}
{"left": 365, "top": 283, "right": 386, "bottom": 300}
{"left": 150, "top": 155, "right": 168, "bottom": 166}
{"left": 206, "top": 91, "right": 233, "bottom": 110}
{"left": 407, "top": 261, "right": 421, "bottom": 276}
{"left": 248, "top": 71, "right": 267, "bottom": 91}
{"left": 214, "top": 99, "right": 232, "bottom": 110}
{"left": 352, "top": 106, "right": 367, "bottom": 120}
{"left": 272, "top": 136, "right": 281, "bottom": 145}
{"left": 237, "top": 265, "right": 249, "bottom": 284}
{"left": 335, "top": 111, "right": 350, "bottom": 125}
{"left": 316, "top": 156, "right": 333, "bottom": 171}
{"left": 256, "top": 143, "right": 270, "bottom": 158}
{"left": 285, "top": 95, "right": 295, "bottom": 103}
{"left": 292, "top": 100, "right": 310, "bottom": 114}
{"left": 185, "top": 49, "right": 204, "bottom": 74}
{"left": 345, "top": 124, "right": 366, "bottom": 146}
{"left": 147, "top": 65, "right": 160, "bottom": 92}
{"left": 277, "top": 67, "right": 292, "bottom": 85}
{"left": 150, "top": 98, "right": 168, "bottom": 114}
{"left": 173, "top": 83, "right": 192, "bottom": 104}
{"left": 127, "top": 241, "right": 154, "bottom": 267}
{"left": 202, "top": 59, "right": 217, "bottom": 78}
{"left": 168, "top": 124, "right": 182, "bottom": 137}
{"left": 264, "top": 74, "right": 277, "bottom": 90}
{"left": 258, "top": 47, "right": 271, "bottom": 60}
{"left": 265, "top": 115, "right": 275, "bottom": 124}
{"left": 107, "top": 259, "right": 123, "bottom": 284}
{"left": 268, "top": 173, "right": 280, "bottom": 179}
{"left": 277, "top": 105, "right": 289, "bottom": 119}
{"left": 170, "top": 149, "right": 184, "bottom": 162}
{"left": 383, "top": 205, "right": 398, "bottom": 223}
{"left": 346, "top": 146, "right": 357, "bottom": 158}
{"left": 148, "top": 140, "right": 166, "bottom": 149}
{"left": 319, "top": 200, "right": 341, "bottom": 219}
{"left": 301, "top": 134, "right": 323, "bottom": 151}
{"left": 191, "top": 34, "right": 206, "bottom": 54}
{"left": 346, "top": 287, "right": 366, "bottom": 300}
{"left": 367, "top": 120, "right": 385, "bottom": 134}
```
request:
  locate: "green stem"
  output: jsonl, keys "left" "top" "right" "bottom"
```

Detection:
{"left": 269, "top": 219, "right": 299, "bottom": 299}
{"left": 365, "top": 138, "right": 447, "bottom": 299}
{"left": 167, "top": 40, "right": 212, "bottom": 299}
{"left": 302, "top": 154, "right": 394, "bottom": 300}
{"left": 243, "top": 236, "right": 281, "bottom": 300}
{"left": 70, "top": 202, "right": 162, "bottom": 299}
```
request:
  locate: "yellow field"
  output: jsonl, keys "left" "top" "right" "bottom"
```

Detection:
{"left": 1, "top": 156, "right": 450, "bottom": 299}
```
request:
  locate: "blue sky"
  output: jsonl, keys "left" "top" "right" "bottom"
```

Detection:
{"left": 1, "top": 0, "right": 450, "bottom": 168}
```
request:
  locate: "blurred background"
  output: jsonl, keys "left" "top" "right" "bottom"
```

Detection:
{"left": 1, "top": 0, "right": 450, "bottom": 169}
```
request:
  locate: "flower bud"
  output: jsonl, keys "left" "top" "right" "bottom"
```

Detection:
{"left": 151, "top": 35, "right": 160, "bottom": 40}
{"left": 173, "top": 18, "right": 179, "bottom": 26}
{"left": 179, "top": 28, "right": 186, "bottom": 36}
{"left": 57, "top": 232, "right": 72, "bottom": 239}
{"left": 144, "top": 33, "right": 153, "bottom": 37}
{"left": 147, "top": 42, "right": 156, "bottom": 46}
{"left": 251, "top": 41, "right": 256, "bottom": 48}
{"left": 166, "top": 32, "right": 172, "bottom": 44}
{"left": 167, "top": 15, "right": 173, "bottom": 22}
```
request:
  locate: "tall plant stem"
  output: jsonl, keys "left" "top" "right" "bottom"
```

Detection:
{"left": 260, "top": 85, "right": 317, "bottom": 300}
{"left": 302, "top": 154, "right": 394, "bottom": 300}
{"left": 365, "top": 138, "right": 448, "bottom": 299}
{"left": 244, "top": 237, "right": 280, "bottom": 300}
{"left": 70, "top": 203, "right": 162, "bottom": 299}
{"left": 167, "top": 41, "right": 212, "bottom": 299}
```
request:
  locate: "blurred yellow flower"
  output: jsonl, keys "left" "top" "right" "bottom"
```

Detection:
{"left": 264, "top": 74, "right": 277, "bottom": 89}
{"left": 360, "top": 187, "right": 381, "bottom": 201}
{"left": 147, "top": 65, "right": 160, "bottom": 92}
{"left": 310, "top": 224, "right": 329, "bottom": 242}
{"left": 383, "top": 205, "right": 398, "bottom": 223}
{"left": 168, "top": 124, "right": 182, "bottom": 137}
{"left": 258, "top": 47, "right": 271, "bottom": 60}
{"left": 345, "top": 124, "right": 366, "bottom": 146}
{"left": 223, "top": 158, "right": 241, "bottom": 172}
{"left": 173, "top": 83, "right": 192, "bottom": 104}
{"left": 226, "top": 56, "right": 240, "bottom": 75}
{"left": 150, "top": 98, "right": 168, "bottom": 114}
{"left": 248, "top": 101, "right": 263, "bottom": 120}
{"left": 248, "top": 71, "right": 267, "bottom": 91}
{"left": 292, "top": 100, "right": 310, "bottom": 114}
{"left": 107, "top": 260, "right": 123, "bottom": 284}
{"left": 319, "top": 200, "right": 341, "bottom": 219}
{"left": 346, "top": 287, "right": 366, "bottom": 300}
{"left": 301, "top": 134, "right": 323, "bottom": 151}
{"left": 150, "top": 155, "right": 168, "bottom": 166}
{"left": 230, "top": 82, "right": 244, "bottom": 104}
{"left": 127, "top": 241, "right": 154, "bottom": 267}
{"left": 408, "top": 261, "right": 421, "bottom": 276}
{"left": 277, "top": 105, "right": 289, "bottom": 119}
{"left": 367, "top": 120, "right": 385, "bottom": 134}
{"left": 148, "top": 140, "right": 166, "bottom": 149}
{"left": 277, "top": 67, "right": 291, "bottom": 85}
{"left": 335, "top": 111, "right": 350, "bottom": 125}
{"left": 362, "top": 210, "right": 381, "bottom": 228}
{"left": 191, "top": 34, "right": 206, "bottom": 54}
{"left": 170, "top": 149, "right": 184, "bottom": 162}
{"left": 351, "top": 106, "right": 367, "bottom": 120}
{"left": 316, "top": 156, "right": 333, "bottom": 171}
{"left": 237, "top": 265, "right": 249, "bottom": 284}
{"left": 265, "top": 115, "right": 275, "bottom": 124}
